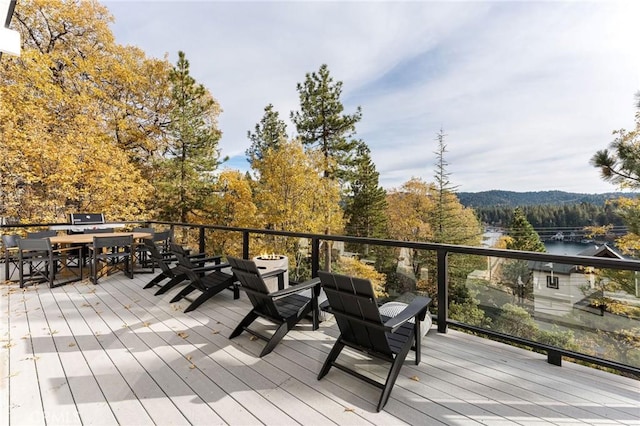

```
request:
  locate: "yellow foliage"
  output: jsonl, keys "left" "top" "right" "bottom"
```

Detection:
{"left": 207, "top": 170, "right": 259, "bottom": 256}
{"left": 0, "top": 0, "right": 169, "bottom": 222}
{"left": 254, "top": 139, "right": 343, "bottom": 236}
{"left": 386, "top": 178, "right": 434, "bottom": 241}
{"left": 334, "top": 256, "right": 388, "bottom": 299}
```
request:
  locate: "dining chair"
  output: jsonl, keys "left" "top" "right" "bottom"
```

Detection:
{"left": 18, "top": 237, "right": 83, "bottom": 288}
{"left": 2, "top": 234, "right": 21, "bottom": 282}
{"left": 89, "top": 235, "right": 134, "bottom": 284}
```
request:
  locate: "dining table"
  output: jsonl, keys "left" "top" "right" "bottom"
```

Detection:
{"left": 48, "top": 231, "right": 154, "bottom": 280}
{"left": 49, "top": 231, "right": 153, "bottom": 245}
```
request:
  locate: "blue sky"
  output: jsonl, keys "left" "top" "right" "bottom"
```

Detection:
{"left": 104, "top": 0, "right": 640, "bottom": 193}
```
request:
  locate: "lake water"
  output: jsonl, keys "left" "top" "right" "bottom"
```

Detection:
{"left": 544, "top": 241, "right": 596, "bottom": 256}
{"left": 483, "top": 231, "right": 595, "bottom": 255}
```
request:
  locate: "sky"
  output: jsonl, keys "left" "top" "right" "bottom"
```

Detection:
{"left": 103, "top": 0, "right": 640, "bottom": 194}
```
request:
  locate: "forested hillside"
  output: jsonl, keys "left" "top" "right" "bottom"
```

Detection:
{"left": 456, "top": 191, "right": 638, "bottom": 228}
{"left": 473, "top": 202, "right": 625, "bottom": 228}
{"left": 457, "top": 190, "right": 635, "bottom": 207}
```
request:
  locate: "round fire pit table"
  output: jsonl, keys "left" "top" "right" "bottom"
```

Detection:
{"left": 252, "top": 255, "right": 289, "bottom": 292}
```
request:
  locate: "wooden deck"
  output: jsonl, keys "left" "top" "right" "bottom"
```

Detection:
{"left": 1, "top": 269, "right": 639, "bottom": 425}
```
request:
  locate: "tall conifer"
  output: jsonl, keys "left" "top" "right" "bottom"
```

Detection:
{"left": 344, "top": 142, "right": 388, "bottom": 254}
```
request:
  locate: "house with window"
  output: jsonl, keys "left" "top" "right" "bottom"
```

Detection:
{"left": 530, "top": 244, "right": 623, "bottom": 316}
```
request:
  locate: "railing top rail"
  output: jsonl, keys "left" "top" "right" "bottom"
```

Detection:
{"left": 4, "top": 220, "right": 640, "bottom": 271}
{"left": 148, "top": 221, "right": 640, "bottom": 271}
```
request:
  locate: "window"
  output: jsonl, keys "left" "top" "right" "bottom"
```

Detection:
{"left": 546, "top": 275, "right": 559, "bottom": 289}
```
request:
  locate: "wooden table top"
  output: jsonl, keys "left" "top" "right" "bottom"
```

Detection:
{"left": 49, "top": 232, "right": 152, "bottom": 245}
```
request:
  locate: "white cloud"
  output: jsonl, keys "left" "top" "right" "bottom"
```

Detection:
{"left": 104, "top": 0, "right": 640, "bottom": 193}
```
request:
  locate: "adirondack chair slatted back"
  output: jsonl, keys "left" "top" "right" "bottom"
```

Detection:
{"left": 318, "top": 270, "right": 393, "bottom": 358}
{"left": 144, "top": 238, "right": 172, "bottom": 275}
{"left": 170, "top": 243, "right": 195, "bottom": 269}
{"left": 226, "top": 256, "right": 278, "bottom": 318}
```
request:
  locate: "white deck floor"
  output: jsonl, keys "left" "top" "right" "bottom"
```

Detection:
{"left": 1, "top": 269, "right": 639, "bottom": 425}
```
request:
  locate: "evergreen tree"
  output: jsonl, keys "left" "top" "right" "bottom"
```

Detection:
{"left": 291, "top": 64, "right": 361, "bottom": 181}
{"left": 590, "top": 92, "right": 640, "bottom": 189}
{"left": 431, "top": 128, "right": 474, "bottom": 244}
{"left": 344, "top": 142, "right": 388, "bottom": 255}
{"left": 502, "top": 207, "right": 546, "bottom": 304}
{"left": 246, "top": 103, "right": 287, "bottom": 167}
{"left": 291, "top": 64, "right": 358, "bottom": 269}
{"left": 156, "top": 51, "right": 224, "bottom": 223}
{"left": 506, "top": 207, "right": 546, "bottom": 252}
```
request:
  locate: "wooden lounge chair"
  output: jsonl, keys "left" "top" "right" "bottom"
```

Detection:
{"left": 169, "top": 244, "right": 238, "bottom": 312}
{"left": 317, "top": 271, "right": 432, "bottom": 412}
{"left": 226, "top": 256, "right": 320, "bottom": 357}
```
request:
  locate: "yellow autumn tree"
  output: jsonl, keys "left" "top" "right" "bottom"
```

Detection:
{"left": 206, "top": 169, "right": 259, "bottom": 256}
{"left": 252, "top": 139, "right": 343, "bottom": 279}
{"left": 0, "top": 0, "right": 171, "bottom": 222}
{"left": 386, "top": 178, "right": 435, "bottom": 243}
{"left": 334, "top": 256, "right": 388, "bottom": 298}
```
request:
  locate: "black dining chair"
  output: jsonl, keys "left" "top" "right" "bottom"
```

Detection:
{"left": 88, "top": 235, "right": 134, "bottom": 284}
{"left": 2, "top": 234, "right": 21, "bottom": 282}
{"left": 18, "top": 237, "right": 83, "bottom": 288}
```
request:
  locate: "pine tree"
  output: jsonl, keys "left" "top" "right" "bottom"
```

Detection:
{"left": 502, "top": 207, "right": 546, "bottom": 304}
{"left": 344, "top": 142, "right": 388, "bottom": 255}
{"left": 246, "top": 103, "right": 287, "bottom": 167}
{"left": 290, "top": 64, "right": 358, "bottom": 269}
{"left": 432, "top": 128, "right": 468, "bottom": 244}
{"left": 156, "top": 51, "right": 224, "bottom": 223}
{"left": 291, "top": 64, "right": 361, "bottom": 181}
{"left": 590, "top": 92, "right": 640, "bottom": 189}
{"left": 506, "top": 208, "right": 546, "bottom": 252}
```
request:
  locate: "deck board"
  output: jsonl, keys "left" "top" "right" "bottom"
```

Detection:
{"left": 1, "top": 267, "right": 639, "bottom": 425}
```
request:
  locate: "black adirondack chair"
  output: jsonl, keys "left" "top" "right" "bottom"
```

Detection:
{"left": 169, "top": 244, "right": 238, "bottom": 312}
{"left": 226, "top": 256, "right": 320, "bottom": 357}
{"left": 141, "top": 239, "right": 188, "bottom": 293}
{"left": 317, "top": 271, "right": 432, "bottom": 412}
{"left": 147, "top": 242, "right": 228, "bottom": 296}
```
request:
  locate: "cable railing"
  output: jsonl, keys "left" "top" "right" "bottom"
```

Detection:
{"left": 2, "top": 220, "right": 640, "bottom": 377}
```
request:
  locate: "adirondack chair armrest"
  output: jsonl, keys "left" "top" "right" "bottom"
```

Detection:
{"left": 189, "top": 254, "right": 223, "bottom": 264}
{"left": 270, "top": 277, "right": 320, "bottom": 299}
{"left": 260, "top": 268, "right": 286, "bottom": 279}
{"left": 190, "top": 262, "right": 230, "bottom": 273}
{"left": 383, "top": 296, "right": 432, "bottom": 333}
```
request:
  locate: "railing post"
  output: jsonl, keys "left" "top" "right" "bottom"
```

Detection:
{"left": 198, "top": 226, "right": 205, "bottom": 254}
{"left": 243, "top": 231, "right": 250, "bottom": 260}
{"left": 437, "top": 249, "right": 448, "bottom": 333}
{"left": 311, "top": 237, "right": 320, "bottom": 277}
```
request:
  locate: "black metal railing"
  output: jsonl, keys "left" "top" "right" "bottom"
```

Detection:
{"left": 3, "top": 220, "right": 640, "bottom": 376}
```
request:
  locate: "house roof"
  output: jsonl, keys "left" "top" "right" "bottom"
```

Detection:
{"left": 529, "top": 244, "right": 623, "bottom": 274}
{"left": 576, "top": 244, "right": 623, "bottom": 259}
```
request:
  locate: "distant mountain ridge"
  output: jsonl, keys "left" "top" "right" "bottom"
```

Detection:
{"left": 457, "top": 190, "right": 638, "bottom": 208}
